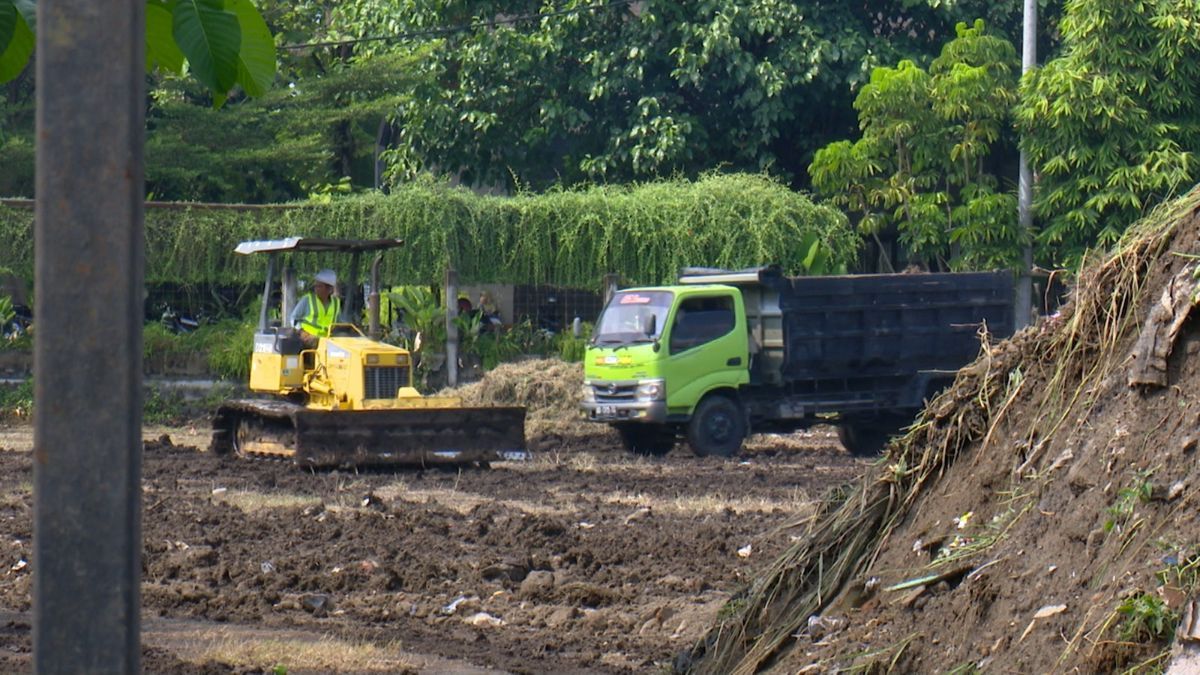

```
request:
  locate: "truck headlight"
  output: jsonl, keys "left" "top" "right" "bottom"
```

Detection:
{"left": 581, "top": 383, "right": 596, "bottom": 403}
{"left": 635, "top": 379, "right": 665, "bottom": 402}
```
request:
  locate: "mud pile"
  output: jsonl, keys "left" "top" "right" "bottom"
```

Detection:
{"left": 452, "top": 358, "right": 619, "bottom": 451}
{"left": 689, "top": 191, "right": 1200, "bottom": 673}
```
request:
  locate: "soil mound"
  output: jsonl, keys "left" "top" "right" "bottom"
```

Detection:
{"left": 687, "top": 190, "right": 1200, "bottom": 673}
{"left": 451, "top": 358, "right": 620, "bottom": 452}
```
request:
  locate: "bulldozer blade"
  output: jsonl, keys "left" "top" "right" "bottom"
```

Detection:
{"left": 291, "top": 406, "right": 528, "bottom": 467}
{"left": 212, "top": 399, "right": 527, "bottom": 468}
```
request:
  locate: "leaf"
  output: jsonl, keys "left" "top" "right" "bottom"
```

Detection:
{"left": 224, "top": 0, "right": 274, "bottom": 97}
{"left": 146, "top": 1, "right": 185, "bottom": 74}
{"left": 173, "top": 0, "right": 241, "bottom": 104}
{"left": 11, "top": 0, "right": 31, "bottom": 33}
{"left": 0, "top": 3, "right": 15, "bottom": 57}
{"left": 0, "top": 2, "right": 32, "bottom": 85}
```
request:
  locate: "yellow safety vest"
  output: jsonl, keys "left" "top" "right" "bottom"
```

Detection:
{"left": 299, "top": 292, "right": 340, "bottom": 338}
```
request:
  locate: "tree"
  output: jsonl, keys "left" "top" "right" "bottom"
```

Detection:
{"left": 143, "top": 49, "right": 425, "bottom": 202}
{"left": 809, "top": 20, "right": 1021, "bottom": 272}
{"left": 1016, "top": 0, "right": 1200, "bottom": 266}
{"left": 0, "top": 0, "right": 275, "bottom": 106}
{"left": 377, "top": 1, "right": 1052, "bottom": 192}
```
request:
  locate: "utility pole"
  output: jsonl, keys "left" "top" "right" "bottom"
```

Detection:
{"left": 34, "top": 0, "right": 144, "bottom": 671}
{"left": 1015, "top": 0, "right": 1037, "bottom": 329}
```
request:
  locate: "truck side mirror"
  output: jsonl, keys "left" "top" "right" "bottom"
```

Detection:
{"left": 572, "top": 316, "right": 582, "bottom": 337}
{"left": 644, "top": 314, "right": 657, "bottom": 337}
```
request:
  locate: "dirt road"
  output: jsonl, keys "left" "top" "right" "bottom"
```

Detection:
{"left": 0, "top": 422, "right": 864, "bottom": 673}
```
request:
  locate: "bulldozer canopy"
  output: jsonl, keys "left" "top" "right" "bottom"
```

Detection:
{"left": 235, "top": 237, "right": 404, "bottom": 256}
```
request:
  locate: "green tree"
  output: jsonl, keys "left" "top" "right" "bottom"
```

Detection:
{"left": 145, "top": 49, "right": 424, "bottom": 201}
{"left": 1016, "top": 0, "right": 1200, "bottom": 266}
{"left": 809, "top": 20, "right": 1020, "bottom": 271}
{"left": 378, "top": 1, "right": 1051, "bottom": 191}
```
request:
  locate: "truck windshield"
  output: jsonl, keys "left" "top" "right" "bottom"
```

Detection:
{"left": 593, "top": 290, "right": 673, "bottom": 346}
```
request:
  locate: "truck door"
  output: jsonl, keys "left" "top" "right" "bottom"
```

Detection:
{"left": 663, "top": 293, "right": 748, "bottom": 414}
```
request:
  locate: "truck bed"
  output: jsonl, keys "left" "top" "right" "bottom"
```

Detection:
{"left": 773, "top": 271, "right": 1013, "bottom": 380}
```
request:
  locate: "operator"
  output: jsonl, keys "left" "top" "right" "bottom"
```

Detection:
{"left": 291, "top": 268, "right": 341, "bottom": 347}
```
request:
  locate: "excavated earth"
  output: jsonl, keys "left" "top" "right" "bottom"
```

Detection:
{"left": 0, "top": 377, "right": 867, "bottom": 673}
{"left": 689, "top": 195, "right": 1200, "bottom": 674}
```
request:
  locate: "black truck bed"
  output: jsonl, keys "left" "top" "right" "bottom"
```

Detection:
{"left": 771, "top": 270, "right": 1013, "bottom": 380}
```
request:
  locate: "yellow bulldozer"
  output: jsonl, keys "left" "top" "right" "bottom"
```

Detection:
{"left": 210, "top": 237, "right": 527, "bottom": 467}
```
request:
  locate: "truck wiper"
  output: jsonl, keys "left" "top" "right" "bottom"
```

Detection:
{"left": 612, "top": 337, "right": 657, "bottom": 351}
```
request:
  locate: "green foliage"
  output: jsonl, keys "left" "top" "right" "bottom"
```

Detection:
{"left": 378, "top": 1, "right": 1050, "bottom": 191}
{"left": 1115, "top": 593, "right": 1177, "bottom": 644}
{"left": 143, "top": 385, "right": 184, "bottom": 424}
{"left": 204, "top": 318, "right": 255, "bottom": 380}
{"left": 0, "top": 173, "right": 859, "bottom": 286}
{"left": 554, "top": 322, "right": 592, "bottom": 363}
{"left": 810, "top": 19, "right": 1021, "bottom": 271}
{"left": 0, "top": 377, "right": 31, "bottom": 418}
{"left": 141, "top": 48, "right": 424, "bottom": 202}
{"left": 1016, "top": 0, "right": 1200, "bottom": 267}
{"left": 1104, "top": 469, "right": 1155, "bottom": 533}
{"left": 1, "top": 0, "right": 274, "bottom": 105}
{"left": 143, "top": 317, "right": 255, "bottom": 380}
{"left": 386, "top": 285, "right": 446, "bottom": 386}
{"left": 0, "top": 0, "right": 33, "bottom": 83}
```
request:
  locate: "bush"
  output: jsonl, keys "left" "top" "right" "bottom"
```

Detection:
{"left": 142, "top": 316, "right": 255, "bottom": 380}
{"left": 0, "top": 379, "right": 32, "bottom": 419}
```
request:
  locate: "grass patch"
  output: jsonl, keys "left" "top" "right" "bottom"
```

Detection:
{"left": 215, "top": 490, "right": 322, "bottom": 513}
{"left": 197, "top": 635, "right": 418, "bottom": 673}
{"left": 590, "top": 489, "right": 816, "bottom": 516}
{"left": 374, "top": 482, "right": 569, "bottom": 516}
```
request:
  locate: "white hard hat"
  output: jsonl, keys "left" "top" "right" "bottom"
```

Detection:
{"left": 314, "top": 269, "right": 337, "bottom": 287}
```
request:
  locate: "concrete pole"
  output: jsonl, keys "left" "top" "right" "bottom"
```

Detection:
{"left": 1015, "top": 0, "right": 1037, "bottom": 329}
{"left": 34, "top": 0, "right": 144, "bottom": 671}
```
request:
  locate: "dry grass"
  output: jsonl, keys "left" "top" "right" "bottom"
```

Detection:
{"left": 587, "top": 489, "right": 818, "bottom": 517}
{"left": 373, "top": 482, "right": 569, "bottom": 517}
{"left": 193, "top": 634, "right": 418, "bottom": 672}
{"left": 0, "top": 423, "right": 32, "bottom": 453}
{"left": 214, "top": 489, "right": 322, "bottom": 513}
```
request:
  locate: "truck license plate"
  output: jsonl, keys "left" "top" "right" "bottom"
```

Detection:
{"left": 597, "top": 405, "right": 617, "bottom": 417}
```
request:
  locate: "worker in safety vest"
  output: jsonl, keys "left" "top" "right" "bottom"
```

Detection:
{"left": 291, "top": 268, "right": 341, "bottom": 347}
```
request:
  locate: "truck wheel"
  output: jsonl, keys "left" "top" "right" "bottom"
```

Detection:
{"left": 687, "top": 395, "right": 746, "bottom": 458}
{"left": 616, "top": 425, "right": 676, "bottom": 457}
{"left": 837, "top": 416, "right": 906, "bottom": 458}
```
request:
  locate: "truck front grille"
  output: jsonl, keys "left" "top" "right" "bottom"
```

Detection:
{"left": 364, "top": 365, "right": 409, "bottom": 400}
{"left": 592, "top": 383, "right": 638, "bottom": 403}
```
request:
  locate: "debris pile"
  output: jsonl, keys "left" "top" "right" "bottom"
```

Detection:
{"left": 687, "top": 189, "right": 1200, "bottom": 673}
{"left": 452, "top": 358, "right": 619, "bottom": 450}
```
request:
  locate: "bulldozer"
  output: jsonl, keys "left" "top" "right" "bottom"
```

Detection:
{"left": 210, "top": 237, "right": 527, "bottom": 468}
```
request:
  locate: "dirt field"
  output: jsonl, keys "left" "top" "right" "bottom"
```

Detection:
{"left": 0, "top": 420, "right": 865, "bottom": 673}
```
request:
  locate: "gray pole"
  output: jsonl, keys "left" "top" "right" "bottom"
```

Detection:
{"left": 1015, "top": 0, "right": 1037, "bottom": 329}
{"left": 34, "top": 0, "right": 144, "bottom": 671}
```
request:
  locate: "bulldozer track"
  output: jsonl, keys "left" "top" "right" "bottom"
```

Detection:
{"left": 211, "top": 398, "right": 528, "bottom": 469}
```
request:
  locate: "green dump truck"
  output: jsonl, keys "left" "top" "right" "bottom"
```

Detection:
{"left": 581, "top": 266, "right": 1013, "bottom": 457}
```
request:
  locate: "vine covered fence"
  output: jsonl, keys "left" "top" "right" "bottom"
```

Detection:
{"left": 0, "top": 173, "right": 858, "bottom": 288}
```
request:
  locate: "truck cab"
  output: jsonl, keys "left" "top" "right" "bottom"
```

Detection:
{"left": 582, "top": 284, "right": 751, "bottom": 456}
